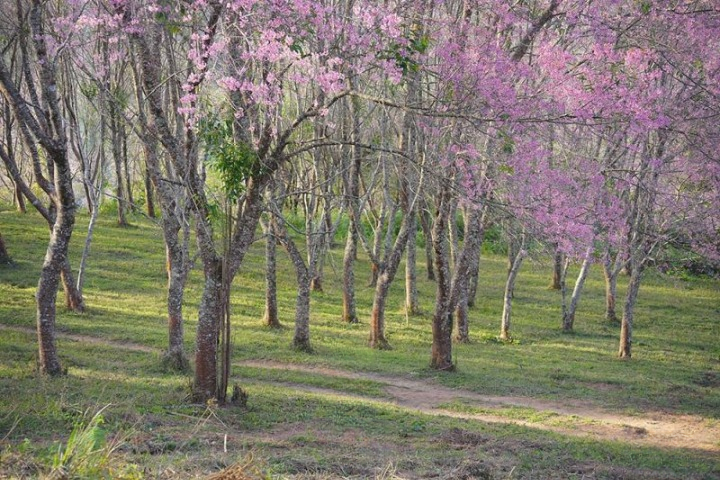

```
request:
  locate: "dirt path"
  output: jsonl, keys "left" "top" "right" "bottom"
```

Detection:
{"left": 237, "top": 359, "right": 720, "bottom": 454}
{"left": 3, "top": 324, "right": 717, "bottom": 454}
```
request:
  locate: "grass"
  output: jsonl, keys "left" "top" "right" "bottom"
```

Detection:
{"left": 437, "top": 399, "right": 566, "bottom": 424}
{"left": 1, "top": 205, "right": 719, "bottom": 479}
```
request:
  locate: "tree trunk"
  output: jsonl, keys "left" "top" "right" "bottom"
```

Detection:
{"left": 193, "top": 263, "right": 223, "bottom": 402}
{"left": 453, "top": 207, "right": 484, "bottom": 341}
{"left": 293, "top": 267, "right": 312, "bottom": 351}
{"left": 37, "top": 255, "right": 63, "bottom": 376}
{"left": 76, "top": 194, "right": 100, "bottom": 296}
{"left": 143, "top": 164, "right": 156, "bottom": 218}
{"left": 506, "top": 237, "right": 518, "bottom": 299}
{"left": 60, "top": 259, "right": 85, "bottom": 313}
{"left": 466, "top": 212, "right": 487, "bottom": 308}
{"left": 419, "top": 201, "right": 435, "bottom": 281}
{"left": 501, "top": 242, "right": 525, "bottom": 341}
{"left": 110, "top": 102, "right": 128, "bottom": 227}
{"left": 262, "top": 219, "right": 280, "bottom": 328}
{"left": 619, "top": 262, "right": 643, "bottom": 359}
{"left": 122, "top": 125, "right": 135, "bottom": 212}
{"left": 603, "top": 253, "right": 619, "bottom": 323}
{"left": 405, "top": 210, "right": 420, "bottom": 315}
{"left": 0, "top": 232, "right": 12, "bottom": 265}
{"left": 550, "top": 248, "right": 563, "bottom": 290}
{"left": 369, "top": 276, "right": 392, "bottom": 349}
{"left": 164, "top": 220, "right": 190, "bottom": 370}
{"left": 342, "top": 213, "right": 359, "bottom": 323}
{"left": 14, "top": 181, "right": 26, "bottom": 213}
{"left": 454, "top": 292, "right": 469, "bottom": 342}
{"left": 368, "top": 209, "right": 412, "bottom": 350}
{"left": 448, "top": 202, "right": 459, "bottom": 269}
{"left": 0, "top": 2, "right": 79, "bottom": 378}
{"left": 305, "top": 216, "right": 324, "bottom": 293}
{"left": 36, "top": 154, "right": 77, "bottom": 377}
{"left": 562, "top": 248, "right": 592, "bottom": 333}
{"left": 274, "top": 217, "right": 312, "bottom": 352}
{"left": 369, "top": 262, "right": 379, "bottom": 287}
{"left": 430, "top": 192, "right": 453, "bottom": 369}
{"left": 131, "top": 54, "right": 191, "bottom": 370}
{"left": 368, "top": 196, "right": 388, "bottom": 287}
{"left": 342, "top": 92, "right": 361, "bottom": 323}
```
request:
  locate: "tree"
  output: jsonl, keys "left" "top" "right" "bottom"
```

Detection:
{"left": 0, "top": 0, "right": 79, "bottom": 374}
{"left": 0, "top": 2, "right": 85, "bottom": 314}
{"left": 0, "top": 230, "right": 11, "bottom": 265}
{"left": 129, "top": 0, "right": 395, "bottom": 400}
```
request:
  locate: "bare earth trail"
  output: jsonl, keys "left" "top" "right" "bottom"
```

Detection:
{"left": 2, "top": 323, "right": 718, "bottom": 455}
{"left": 237, "top": 359, "right": 720, "bottom": 455}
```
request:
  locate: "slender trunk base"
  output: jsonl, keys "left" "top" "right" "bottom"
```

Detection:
{"left": 368, "top": 263, "right": 379, "bottom": 288}
{"left": 61, "top": 261, "right": 85, "bottom": 313}
{"left": 37, "top": 266, "right": 63, "bottom": 376}
{"left": 0, "top": 233, "right": 12, "bottom": 265}
{"left": 293, "top": 337, "right": 313, "bottom": 353}
{"left": 369, "top": 276, "right": 392, "bottom": 349}
{"left": 263, "top": 225, "right": 280, "bottom": 328}
{"left": 454, "top": 302, "right": 470, "bottom": 343}
{"left": 310, "top": 276, "right": 323, "bottom": 293}
{"left": 618, "top": 264, "right": 643, "bottom": 359}
{"left": 618, "top": 320, "right": 631, "bottom": 358}
{"left": 162, "top": 343, "right": 189, "bottom": 371}
{"left": 193, "top": 269, "right": 222, "bottom": 403}
{"left": 431, "top": 313, "right": 455, "bottom": 370}
{"left": 14, "top": 183, "right": 26, "bottom": 213}
{"left": 420, "top": 208, "right": 435, "bottom": 281}
{"left": 342, "top": 217, "right": 358, "bottom": 324}
{"left": 605, "top": 283, "right": 618, "bottom": 324}
{"left": 550, "top": 250, "right": 563, "bottom": 290}
{"left": 144, "top": 167, "right": 156, "bottom": 218}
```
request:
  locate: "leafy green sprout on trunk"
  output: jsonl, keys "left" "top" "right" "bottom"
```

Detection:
{"left": 199, "top": 112, "right": 263, "bottom": 202}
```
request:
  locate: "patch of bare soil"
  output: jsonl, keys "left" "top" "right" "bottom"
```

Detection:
{"left": 237, "top": 359, "right": 720, "bottom": 454}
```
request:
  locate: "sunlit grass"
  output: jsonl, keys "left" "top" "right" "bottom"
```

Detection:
{"left": 1, "top": 206, "right": 719, "bottom": 478}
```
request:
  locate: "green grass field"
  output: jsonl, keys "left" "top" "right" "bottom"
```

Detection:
{"left": 0, "top": 206, "right": 718, "bottom": 479}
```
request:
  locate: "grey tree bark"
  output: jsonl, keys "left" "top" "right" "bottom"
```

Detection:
{"left": 619, "top": 260, "right": 643, "bottom": 358}
{"left": 561, "top": 247, "right": 592, "bottom": 333}
{"left": 273, "top": 215, "right": 313, "bottom": 352}
{"left": 405, "top": 211, "right": 420, "bottom": 315}
{"left": 418, "top": 199, "right": 436, "bottom": 281}
{"left": 430, "top": 183, "right": 454, "bottom": 369}
{"left": 0, "top": 231, "right": 11, "bottom": 265}
{"left": 602, "top": 246, "right": 622, "bottom": 324}
{"left": 369, "top": 214, "right": 411, "bottom": 350}
{"left": 131, "top": 57, "right": 190, "bottom": 371}
{"left": 261, "top": 216, "right": 280, "bottom": 328}
{"left": 500, "top": 237, "right": 526, "bottom": 341}
{"left": 550, "top": 247, "right": 563, "bottom": 290}
{"left": 454, "top": 206, "right": 484, "bottom": 343}
{"left": 617, "top": 131, "right": 665, "bottom": 358}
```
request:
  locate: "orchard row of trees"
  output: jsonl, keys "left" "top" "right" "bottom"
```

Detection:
{"left": 0, "top": 0, "right": 718, "bottom": 402}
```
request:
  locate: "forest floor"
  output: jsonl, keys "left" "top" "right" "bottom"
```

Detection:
{"left": 1, "top": 209, "right": 719, "bottom": 479}
{"left": 1, "top": 322, "right": 719, "bottom": 479}
{"left": 3, "top": 322, "right": 717, "bottom": 454}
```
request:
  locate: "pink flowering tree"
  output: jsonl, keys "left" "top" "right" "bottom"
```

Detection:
{"left": 123, "top": 0, "right": 411, "bottom": 401}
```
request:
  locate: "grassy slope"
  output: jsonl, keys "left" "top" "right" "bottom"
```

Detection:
{"left": 0, "top": 206, "right": 718, "bottom": 479}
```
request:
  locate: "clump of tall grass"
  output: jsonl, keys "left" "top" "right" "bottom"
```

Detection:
{"left": 49, "top": 405, "right": 138, "bottom": 479}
